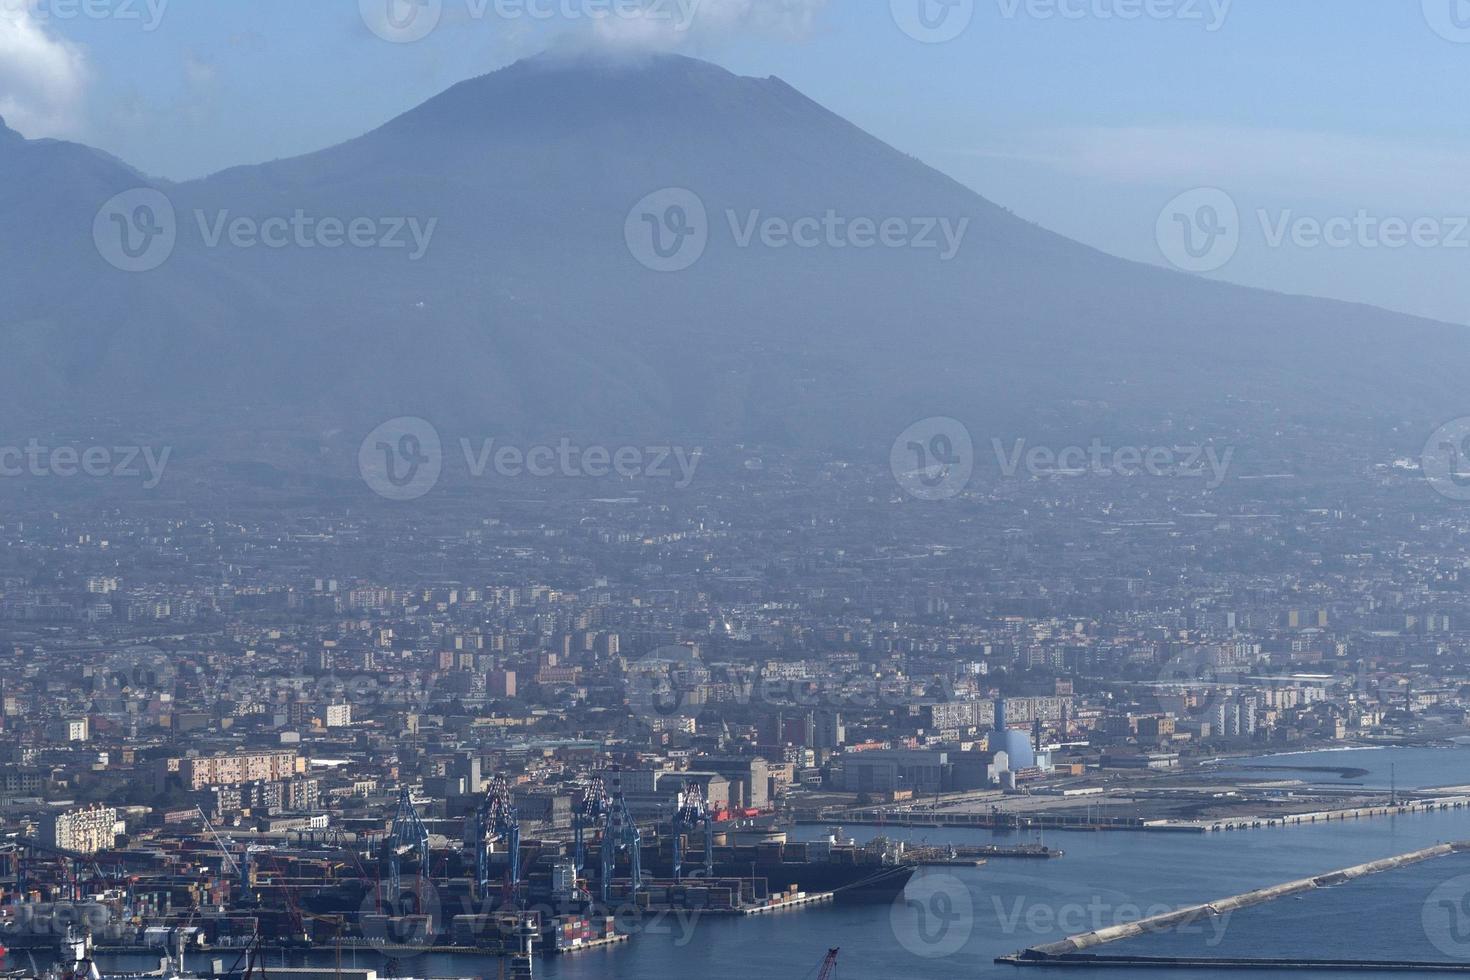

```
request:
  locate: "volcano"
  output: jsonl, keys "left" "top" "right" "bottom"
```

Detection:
{"left": 1, "top": 54, "right": 1464, "bottom": 455}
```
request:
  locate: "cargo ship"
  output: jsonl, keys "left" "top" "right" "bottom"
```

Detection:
{"left": 645, "top": 827, "right": 915, "bottom": 903}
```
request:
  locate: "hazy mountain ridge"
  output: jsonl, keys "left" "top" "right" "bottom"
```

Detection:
{"left": 0, "top": 54, "right": 1463, "bottom": 455}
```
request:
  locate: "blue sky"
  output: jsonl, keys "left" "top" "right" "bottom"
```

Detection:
{"left": 6, "top": 0, "right": 1470, "bottom": 323}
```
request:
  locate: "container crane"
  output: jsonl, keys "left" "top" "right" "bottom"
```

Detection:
{"left": 600, "top": 777, "right": 642, "bottom": 904}
{"left": 470, "top": 776, "right": 521, "bottom": 898}
{"left": 671, "top": 783, "right": 713, "bottom": 882}
{"left": 384, "top": 788, "right": 431, "bottom": 901}
{"left": 573, "top": 775, "right": 611, "bottom": 874}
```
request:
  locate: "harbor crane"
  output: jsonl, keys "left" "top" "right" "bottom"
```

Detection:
{"left": 671, "top": 783, "right": 714, "bottom": 882}
{"left": 573, "top": 774, "right": 611, "bottom": 874}
{"left": 470, "top": 776, "right": 522, "bottom": 898}
{"left": 816, "top": 948, "right": 841, "bottom": 980}
{"left": 194, "top": 807, "right": 264, "bottom": 903}
{"left": 599, "top": 775, "right": 643, "bottom": 904}
{"left": 384, "top": 787, "right": 431, "bottom": 901}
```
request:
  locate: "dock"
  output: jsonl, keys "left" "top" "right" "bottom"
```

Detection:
{"left": 729, "top": 891, "right": 834, "bottom": 915}
{"left": 549, "top": 933, "right": 629, "bottom": 955}
{"left": 1149, "top": 795, "right": 1470, "bottom": 833}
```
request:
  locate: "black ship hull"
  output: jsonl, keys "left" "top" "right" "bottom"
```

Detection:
{"left": 695, "top": 859, "right": 915, "bottom": 903}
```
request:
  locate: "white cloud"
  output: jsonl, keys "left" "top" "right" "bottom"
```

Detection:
{"left": 969, "top": 125, "right": 1470, "bottom": 212}
{"left": 0, "top": 0, "right": 89, "bottom": 137}
{"left": 577, "top": 0, "right": 829, "bottom": 52}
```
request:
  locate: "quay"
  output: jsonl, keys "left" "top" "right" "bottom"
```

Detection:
{"left": 807, "top": 794, "right": 1470, "bottom": 835}
{"left": 1150, "top": 794, "right": 1470, "bottom": 832}
{"left": 729, "top": 891, "right": 833, "bottom": 915}
{"left": 550, "top": 933, "right": 629, "bottom": 954}
{"left": 802, "top": 814, "right": 1151, "bottom": 832}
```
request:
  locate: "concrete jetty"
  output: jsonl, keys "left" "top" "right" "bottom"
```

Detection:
{"left": 1151, "top": 795, "right": 1470, "bottom": 833}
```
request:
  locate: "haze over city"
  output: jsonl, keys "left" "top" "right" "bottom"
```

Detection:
{"left": 4, "top": 2, "right": 1470, "bottom": 979}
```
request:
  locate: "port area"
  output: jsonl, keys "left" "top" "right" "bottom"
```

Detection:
{"left": 549, "top": 932, "right": 629, "bottom": 954}
{"left": 1153, "top": 794, "right": 1470, "bottom": 832}
{"left": 997, "top": 842, "right": 1470, "bottom": 970}
{"left": 725, "top": 890, "right": 834, "bottom": 915}
{"left": 802, "top": 757, "right": 1470, "bottom": 834}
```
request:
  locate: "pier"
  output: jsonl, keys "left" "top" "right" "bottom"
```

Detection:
{"left": 801, "top": 813, "right": 1154, "bottom": 832}
{"left": 806, "top": 793, "right": 1470, "bottom": 835}
{"left": 1150, "top": 795, "right": 1470, "bottom": 832}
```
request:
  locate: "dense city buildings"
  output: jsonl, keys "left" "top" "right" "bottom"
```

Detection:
{"left": 0, "top": 434, "right": 1467, "bottom": 964}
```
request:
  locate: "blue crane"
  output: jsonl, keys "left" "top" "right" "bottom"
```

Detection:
{"left": 671, "top": 782, "right": 714, "bottom": 882}
{"left": 599, "top": 776, "right": 643, "bottom": 904}
{"left": 385, "top": 787, "right": 431, "bottom": 901}
{"left": 471, "top": 776, "right": 521, "bottom": 898}
{"left": 573, "top": 775, "right": 611, "bottom": 874}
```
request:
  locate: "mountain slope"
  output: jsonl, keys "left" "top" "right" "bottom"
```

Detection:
{"left": 0, "top": 57, "right": 1463, "bottom": 452}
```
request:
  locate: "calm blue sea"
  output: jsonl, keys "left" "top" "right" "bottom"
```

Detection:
{"left": 1213, "top": 744, "right": 1470, "bottom": 792}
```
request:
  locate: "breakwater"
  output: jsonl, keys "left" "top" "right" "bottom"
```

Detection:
{"left": 998, "top": 842, "right": 1469, "bottom": 968}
